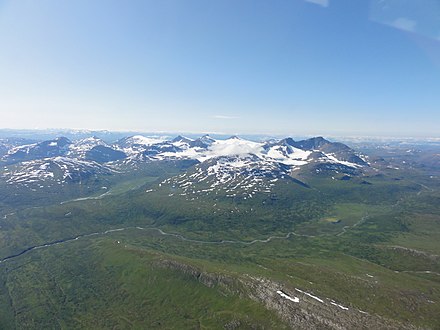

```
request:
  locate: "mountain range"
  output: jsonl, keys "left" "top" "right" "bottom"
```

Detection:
{"left": 0, "top": 132, "right": 439, "bottom": 329}
{"left": 1, "top": 135, "right": 369, "bottom": 189}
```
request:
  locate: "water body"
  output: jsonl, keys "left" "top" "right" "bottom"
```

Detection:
{"left": 0, "top": 211, "right": 371, "bottom": 264}
{"left": 0, "top": 226, "right": 316, "bottom": 264}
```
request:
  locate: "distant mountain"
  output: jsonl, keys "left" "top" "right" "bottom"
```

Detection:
{"left": 0, "top": 128, "right": 157, "bottom": 143}
{"left": 2, "top": 137, "right": 71, "bottom": 164}
{"left": 285, "top": 137, "right": 368, "bottom": 166}
{"left": 67, "top": 136, "right": 109, "bottom": 158}
{"left": 0, "top": 137, "right": 38, "bottom": 157}
{"left": 1, "top": 134, "right": 369, "bottom": 189}
{"left": 2, "top": 156, "right": 113, "bottom": 186}
{"left": 85, "top": 145, "right": 127, "bottom": 163}
{"left": 149, "top": 136, "right": 367, "bottom": 197}
{"left": 116, "top": 135, "right": 165, "bottom": 150}
{"left": 161, "top": 154, "right": 308, "bottom": 199}
{"left": 112, "top": 135, "right": 169, "bottom": 162}
{"left": 172, "top": 135, "right": 193, "bottom": 144}
{"left": 189, "top": 134, "right": 216, "bottom": 149}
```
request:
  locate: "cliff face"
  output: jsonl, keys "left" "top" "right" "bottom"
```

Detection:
{"left": 157, "top": 258, "right": 418, "bottom": 330}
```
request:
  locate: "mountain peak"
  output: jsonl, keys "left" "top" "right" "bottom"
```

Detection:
{"left": 51, "top": 137, "right": 71, "bottom": 146}
{"left": 119, "top": 135, "right": 164, "bottom": 146}
{"left": 279, "top": 137, "right": 296, "bottom": 146}
{"left": 293, "top": 137, "right": 330, "bottom": 150}
{"left": 191, "top": 135, "right": 216, "bottom": 147}
{"left": 172, "top": 135, "right": 193, "bottom": 143}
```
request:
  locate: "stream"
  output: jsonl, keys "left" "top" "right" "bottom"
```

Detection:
{"left": 0, "top": 226, "right": 316, "bottom": 264}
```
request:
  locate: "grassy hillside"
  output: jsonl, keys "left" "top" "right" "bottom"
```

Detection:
{"left": 0, "top": 155, "right": 439, "bottom": 328}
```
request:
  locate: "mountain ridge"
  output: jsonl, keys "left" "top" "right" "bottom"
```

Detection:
{"left": 1, "top": 135, "right": 368, "bottom": 187}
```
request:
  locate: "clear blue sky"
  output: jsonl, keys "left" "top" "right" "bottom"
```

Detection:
{"left": 0, "top": 0, "right": 439, "bottom": 137}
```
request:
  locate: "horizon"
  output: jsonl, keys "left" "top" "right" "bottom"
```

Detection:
{"left": 1, "top": 0, "right": 440, "bottom": 137}
{"left": 1, "top": 127, "right": 439, "bottom": 143}
{"left": 1, "top": 2, "right": 439, "bottom": 325}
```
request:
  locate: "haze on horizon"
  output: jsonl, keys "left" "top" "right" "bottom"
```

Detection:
{"left": 0, "top": 0, "right": 439, "bottom": 138}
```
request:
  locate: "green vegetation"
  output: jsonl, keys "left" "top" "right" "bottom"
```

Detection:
{"left": 0, "top": 152, "right": 440, "bottom": 328}
{"left": 0, "top": 238, "right": 286, "bottom": 329}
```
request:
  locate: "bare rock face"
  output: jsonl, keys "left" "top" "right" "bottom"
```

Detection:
{"left": 156, "top": 258, "right": 419, "bottom": 330}
{"left": 240, "top": 275, "right": 418, "bottom": 330}
{"left": 156, "top": 259, "right": 239, "bottom": 294}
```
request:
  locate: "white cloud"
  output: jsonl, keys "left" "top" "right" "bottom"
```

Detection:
{"left": 304, "top": 0, "right": 329, "bottom": 7}
{"left": 212, "top": 115, "right": 239, "bottom": 120}
{"left": 390, "top": 17, "right": 417, "bottom": 32}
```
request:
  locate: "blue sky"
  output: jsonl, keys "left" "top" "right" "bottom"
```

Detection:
{"left": 0, "top": 0, "right": 439, "bottom": 137}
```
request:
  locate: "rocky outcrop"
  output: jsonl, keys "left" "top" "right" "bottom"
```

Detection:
{"left": 156, "top": 258, "right": 418, "bottom": 329}
{"left": 240, "top": 275, "right": 418, "bottom": 330}
{"left": 156, "top": 259, "right": 241, "bottom": 295}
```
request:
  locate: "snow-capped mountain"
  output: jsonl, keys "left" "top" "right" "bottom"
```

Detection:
{"left": 1, "top": 134, "right": 368, "bottom": 188}
{"left": 2, "top": 156, "right": 113, "bottom": 186}
{"left": 159, "top": 154, "right": 300, "bottom": 199}
{"left": 123, "top": 135, "right": 366, "bottom": 170}
{"left": 67, "top": 136, "right": 109, "bottom": 158}
{"left": 0, "top": 138, "right": 37, "bottom": 157}
{"left": 171, "top": 135, "right": 194, "bottom": 145}
{"left": 146, "top": 135, "right": 368, "bottom": 199}
{"left": 67, "top": 137, "right": 127, "bottom": 163}
{"left": 116, "top": 135, "right": 167, "bottom": 155}
{"left": 3, "top": 137, "right": 71, "bottom": 164}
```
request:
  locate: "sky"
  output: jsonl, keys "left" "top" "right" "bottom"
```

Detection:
{"left": 0, "top": 0, "right": 440, "bottom": 138}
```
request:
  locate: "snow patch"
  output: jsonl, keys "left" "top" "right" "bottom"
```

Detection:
{"left": 276, "top": 290, "right": 300, "bottom": 303}
{"left": 330, "top": 301, "right": 349, "bottom": 310}
{"left": 295, "top": 288, "right": 324, "bottom": 303}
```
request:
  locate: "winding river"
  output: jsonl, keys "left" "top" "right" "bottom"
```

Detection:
{"left": 0, "top": 226, "right": 317, "bottom": 264}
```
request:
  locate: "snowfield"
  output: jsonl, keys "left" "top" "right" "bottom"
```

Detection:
{"left": 1, "top": 134, "right": 367, "bottom": 187}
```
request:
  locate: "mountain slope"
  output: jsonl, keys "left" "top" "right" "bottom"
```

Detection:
{"left": 2, "top": 137, "right": 71, "bottom": 164}
{"left": 1, "top": 135, "right": 369, "bottom": 192}
{"left": 3, "top": 156, "right": 114, "bottom": 186}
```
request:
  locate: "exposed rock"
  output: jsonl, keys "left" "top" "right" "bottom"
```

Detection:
{"left": 240, "top": 275, "right": 417, "bottom": 329}
{"left": 156, "top": 258, "right": 419, "bottom": 329}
